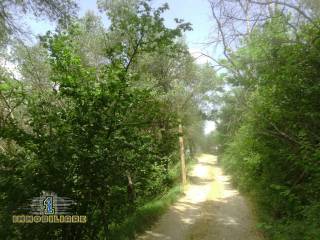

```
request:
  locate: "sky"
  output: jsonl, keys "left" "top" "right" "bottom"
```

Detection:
{"left": 26, "top": 0, "right": 215, "bottom": 59}
{"left": 24, "top": 0, "right": 217, "bottom": 133}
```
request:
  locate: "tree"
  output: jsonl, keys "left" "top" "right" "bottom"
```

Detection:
{"left": 0, "top": 0, "right": 77, "bottom": 44}
{"left": 211, "top": 8, "right": 320, "bottom": 239}
{"left": 0, "top": 1, "right": 202, "bottom": 239}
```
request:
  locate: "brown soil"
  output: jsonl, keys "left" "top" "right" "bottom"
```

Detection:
{"left": 138, "top": 154, "right": 263, "bottom": 240}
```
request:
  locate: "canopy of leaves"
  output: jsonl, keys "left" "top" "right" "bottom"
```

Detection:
{"left": 0, "top": 1, "right": 215, "bottom": 239}
{"left": 214, "top": 12, "right": 320, "bottom": 239}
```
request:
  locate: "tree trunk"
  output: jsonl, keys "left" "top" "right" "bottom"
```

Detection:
{"left": 126, "top": 171, "right": 135, "bottom": 212}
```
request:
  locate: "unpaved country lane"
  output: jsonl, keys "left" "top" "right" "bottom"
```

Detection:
{"left": 137, "top": 154, "right": 262, "bottom": 240}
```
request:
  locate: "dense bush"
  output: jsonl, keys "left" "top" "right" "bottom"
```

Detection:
{"left": 215, "top": 15, "right": 320, "bottom": 239}
{"left": 0, "top": 1, "right": 210, "bottom": 239}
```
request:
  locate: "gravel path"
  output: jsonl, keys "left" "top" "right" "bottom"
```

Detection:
{"left": 138, "top": 154, "right": 263, "bottom": 240}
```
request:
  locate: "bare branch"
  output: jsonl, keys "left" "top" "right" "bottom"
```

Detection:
{"left": 249, "top": 0, "right": 316, "bottom": 27}
{"left": 209, "top": 1, "right": 242, "bottom": 77}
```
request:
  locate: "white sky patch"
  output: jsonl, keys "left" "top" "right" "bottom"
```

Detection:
{"left": 0, "top": 56, "right": 21, "bottom": 80}
{"left": 189, "top": 48, "right": 212, "bottom": 64}
{"left": 204, "top": 120, "right": 216, "bottom": 135}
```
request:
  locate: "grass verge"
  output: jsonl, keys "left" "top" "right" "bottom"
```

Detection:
{"left": 109, "top": 184, "right": 182, "bottom": 240}
{"left": 110, "top": 154, "right": 198, "bottom": 240}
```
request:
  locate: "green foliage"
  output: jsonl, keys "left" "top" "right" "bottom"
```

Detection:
{"left": 0, "top": 1, "right": 212, "bottom": 239}
{"left": 0, "top": 0, "right": 77, "bottom": 44}
{"left": 215, "top": 14, "right": 320, "bottom": 239}
{"left": 109, "top": 178, "right": 183, "bottom": 240}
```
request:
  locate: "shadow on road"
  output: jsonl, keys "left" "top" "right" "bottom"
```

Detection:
{"left": 138, "top": 154, "right": 263, "bottom": 240}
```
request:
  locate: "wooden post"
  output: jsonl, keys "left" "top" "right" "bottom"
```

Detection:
{"left": 179, "top": 122, "right": 187, "bottom": 187}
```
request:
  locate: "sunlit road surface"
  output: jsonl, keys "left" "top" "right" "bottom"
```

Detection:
{"left": 137, "top": 154, "right": 263, "bottom": 240}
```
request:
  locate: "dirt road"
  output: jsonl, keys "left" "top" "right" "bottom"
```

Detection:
{"left": 138, "top": 154, "right": 263, "bottom": 240}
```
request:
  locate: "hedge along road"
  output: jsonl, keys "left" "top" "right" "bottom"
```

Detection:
{"left": 138, "top": 154, "right": 264, "bottom": 240}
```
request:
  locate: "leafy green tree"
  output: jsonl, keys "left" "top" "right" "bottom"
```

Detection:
{"left": 0, "top": 1, "right": 203, "bottom": 239}
{"left": 0, "top": 0, "right": 77, "bottom": 44}
{"left": 214, "top": 13, "right": 320, "bottom": 239}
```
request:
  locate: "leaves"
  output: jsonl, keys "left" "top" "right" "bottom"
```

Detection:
{"left": 0, "top": 1, "right": 209, "bottom": 239}
{"left": 215, "top": 12, "right": 320, "bottom": 240}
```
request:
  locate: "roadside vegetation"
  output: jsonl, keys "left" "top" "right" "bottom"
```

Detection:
{"left": 208, "top": 1, "right": 320, "bottom": 239}
{"left": 0, "top": 1, "right": 216, "bottom": 239}
{"left": 1, "top": 0, "right": 320, "bottom": 239}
